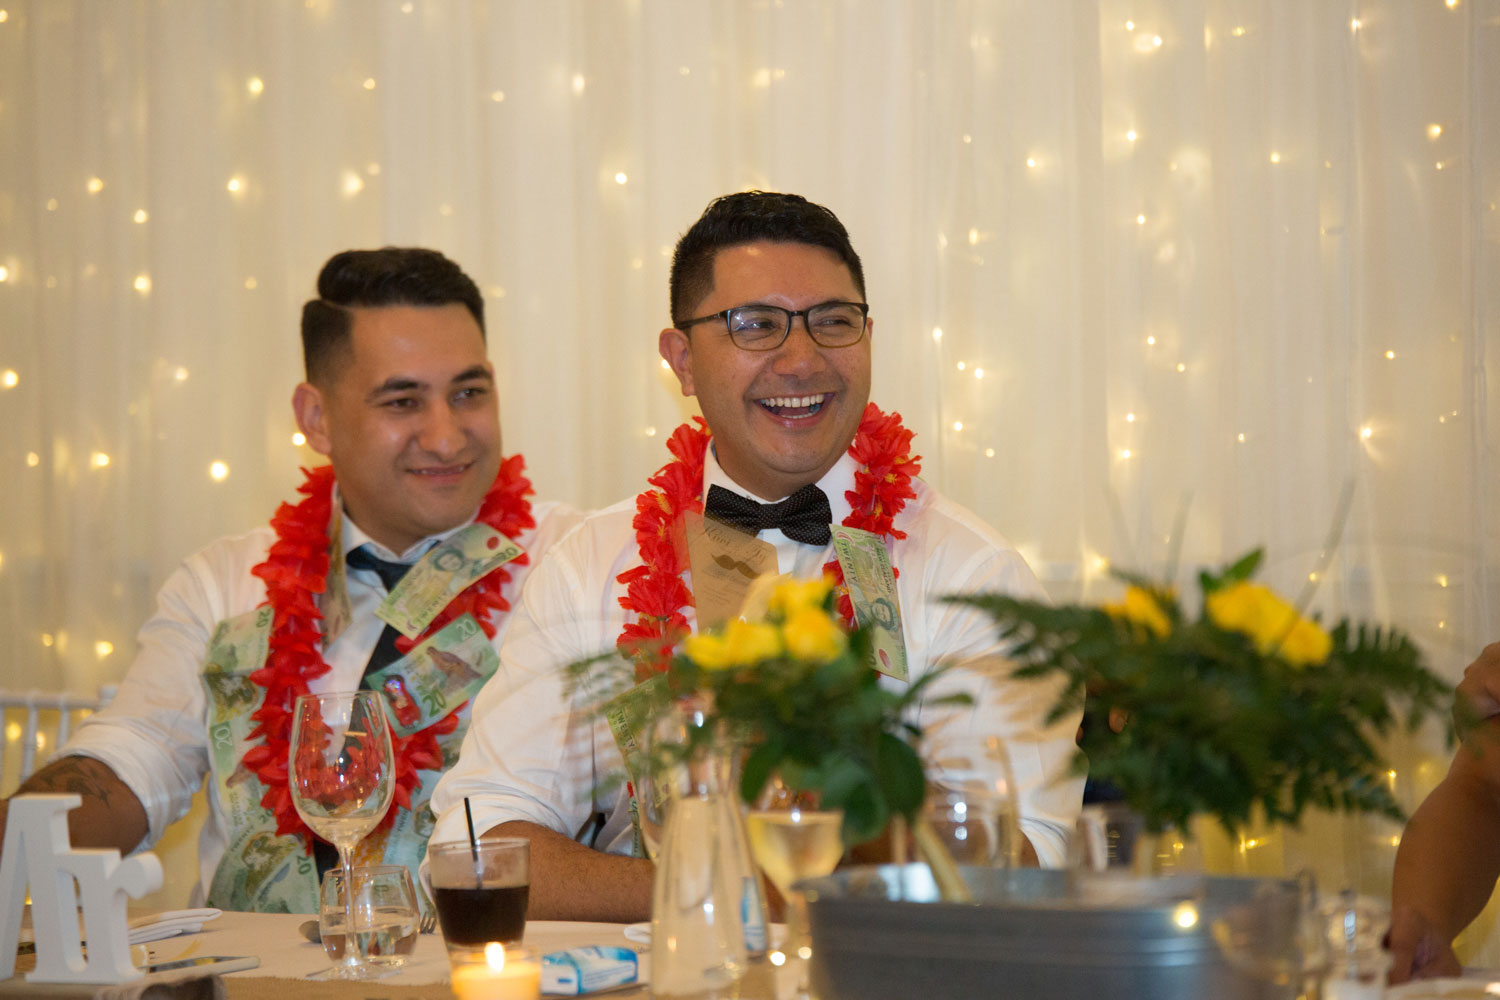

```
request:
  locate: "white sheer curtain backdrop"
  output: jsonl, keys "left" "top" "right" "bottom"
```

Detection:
{"left": 1, "top": 0, "right": 1497, "bottom": 933}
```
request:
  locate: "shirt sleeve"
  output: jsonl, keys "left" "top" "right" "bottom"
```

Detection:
{"left": 907, "top": 530, "right": 1084, "bottom": 868}
{"left": 429, "top": 540, "right": 614, "bottom": 850}
{"left": 57, "top": 551, "right": 225, "bottom": 853}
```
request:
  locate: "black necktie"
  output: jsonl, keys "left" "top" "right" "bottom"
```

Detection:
{"left": 313, "top": 546, "right": 412, "bottom": 878}
{"left": 704, "top": 483, "right": 833, "bottom": 546}
{"left": 344, "top": 546, "right": 413, "bottom": 677}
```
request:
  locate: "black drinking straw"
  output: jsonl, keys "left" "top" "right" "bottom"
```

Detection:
{"left": 464, "top": 796, "right": 483, "bottom": 886}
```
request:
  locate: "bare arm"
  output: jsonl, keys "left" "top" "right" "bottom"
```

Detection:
{"left": 0, "top": 756, "right": 149, "bottom": 857}
{"left": 1388, "top": 718, "right": 1500, "bottom": 982}
{"left": 1456, "top": 642, "right": 1500, "bottom": 728}
{"left": 491, "top": 820, "right": 654, "bottom": 923}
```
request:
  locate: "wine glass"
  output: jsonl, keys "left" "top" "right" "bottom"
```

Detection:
{"left": 289, "top": 691, "right": 396, "bottom": 981}
{"left": 745, "top": 777, "right": 843, "bottom": 999}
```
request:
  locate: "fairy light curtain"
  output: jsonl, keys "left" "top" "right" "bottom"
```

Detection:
{"left": 0, "top": 0, "right": 1496, "bottom": 926}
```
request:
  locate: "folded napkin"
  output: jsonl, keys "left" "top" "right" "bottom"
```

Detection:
{"left": 126, "top": 909, "right": 221, "bottom": 945}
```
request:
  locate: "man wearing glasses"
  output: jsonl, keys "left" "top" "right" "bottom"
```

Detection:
{"left": 430, "top": 192, "right": 1082, "bottom": 920}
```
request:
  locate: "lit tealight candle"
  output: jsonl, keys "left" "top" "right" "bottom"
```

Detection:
{"left": 450, "top": 943, "right": 540, "bottom": 1000}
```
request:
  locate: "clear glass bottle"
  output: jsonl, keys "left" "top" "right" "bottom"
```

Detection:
{"left": 649, "top": 711, "right": 764, "bottom": 998}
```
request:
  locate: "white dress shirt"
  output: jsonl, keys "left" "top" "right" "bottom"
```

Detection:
{"left": 59, "top": 497, "right": 582, "bottom": 902}
{"left": 430, "top": 451, "right": 1083, "bottom": 866}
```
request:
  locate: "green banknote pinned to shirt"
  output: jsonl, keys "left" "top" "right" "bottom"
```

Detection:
{"left": 377, "top": 523, "right": 524, "bottom": 639}
{"left": 365, "top": 613, "right": 499, "bottom": 738}
{"left": 831, "top": 524, "right": 909, "bottom": 681}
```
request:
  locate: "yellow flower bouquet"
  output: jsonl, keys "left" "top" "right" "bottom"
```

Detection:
{"left": 950, "top": 549, "right": 1451, "bottom": 837}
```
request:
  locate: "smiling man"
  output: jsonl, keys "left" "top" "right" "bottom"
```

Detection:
{"left": 0, "top": 248, "right": 581, "bottom": 912}
{"left": 431, "top": 192, "right": 1083, "bottom": 922}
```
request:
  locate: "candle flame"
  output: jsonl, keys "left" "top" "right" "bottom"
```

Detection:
{"left": 484, "top": 942, "right": 507, "bottom": 972}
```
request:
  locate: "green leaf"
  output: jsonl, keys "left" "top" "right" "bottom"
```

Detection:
{"left": 875, "top": 733, "right": 926, "bottom": 817}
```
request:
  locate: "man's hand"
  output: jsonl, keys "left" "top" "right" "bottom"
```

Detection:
{"left": 1456, "top": 642, "right": 1500, "bottom": 733}
{"left": 1386, "top": 904, "right": 1462, "bottom": 984}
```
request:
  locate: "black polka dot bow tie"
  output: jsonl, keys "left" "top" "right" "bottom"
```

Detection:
{"left": 703, "top": 483, "right": 833, "bottom": 547}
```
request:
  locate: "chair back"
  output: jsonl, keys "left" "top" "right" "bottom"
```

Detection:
{"left": 0, "top": 687, "right": 117, "bottom": 796}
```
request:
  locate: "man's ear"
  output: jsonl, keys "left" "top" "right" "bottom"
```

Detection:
{"left": 292, "top": 382, "right": 334, "bottom": 457}
{"left": 658, "top": 327, "right": 696, "bottom": 397}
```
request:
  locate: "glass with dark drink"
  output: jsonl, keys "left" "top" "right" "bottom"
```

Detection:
{"left": 428, "top": 837, "right": 530, "bottom": 952}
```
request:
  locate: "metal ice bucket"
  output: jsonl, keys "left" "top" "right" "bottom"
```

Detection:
{"left": 800, "top": 865, "right": 1300, "bottom": 1000}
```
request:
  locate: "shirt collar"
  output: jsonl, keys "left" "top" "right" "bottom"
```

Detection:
{"left": 700, "top": 445, "right": 856, "bottom": 526}
{"left": 332, "top": 483, "right": 478, "bottom": 564}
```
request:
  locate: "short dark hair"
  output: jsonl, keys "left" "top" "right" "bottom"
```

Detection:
{"left": 301, "top": 247, "right": 485, "bottom": 384}
{"left": 668, "top": 191, "right": 866, "bottom": 324}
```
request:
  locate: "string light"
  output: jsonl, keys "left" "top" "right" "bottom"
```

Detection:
{"left": 1445, "top": 0, "right": 1459, "bottom": 8}
{"left": 1126, "top": 129, "right": 1138, "bottom": 143}
{"left": 173, "top": 366, "right": 189, "bottom": 381}
{"left": 226, "top": 175, "right": 245, "bottom": 194}
{"left": 209, "top": 460, "right": 230, "bottom": 481}
{"left": 953, "top": 421, "right": 963, "bottom": 432}
{"left": 660, "top": 359, "right": 671, "bottom": 370}
{"left": 366, "top": 162, "right": 381, "bottom": 176}
{"left": 1120, "top": 448, "right": 1132, "bottom": 459}
{"left": 984, "top": 448, "right": 995, "bottom": 458}
{"left": 86, "top": 177, "right": 104, "bottom": 194}
{"left": 25, "top": 451, "right": 39, "bottom": 466}
{"left": 244, "top": 276, "right": 258, "bottom": 290}
{"left": 1125, "top": 412, "right": 1136, "bottom": 422}
{"left": 1269, "top": 151, "right": 1281, "bottom": 164}
{"left": 956, "top": 361, "right": 966, "bottom": 371}
{"left": 961, "top": 134, "right": 972, "bottom": 144}
{"left": 41, "top": 633, "right": 54, "bottom": 648}
{"left": 133, "top": 274, "right": 151, "bottom": 294}
{"left": 1026, "top": 156, "right": 1038, "bottom": 169}
{"left": 246, "top": 76, "right": 264, "bottom": 96}
{"left": 362, "top": 77, "right": 376, "bottom": 90}
{"left": 94, "top": 640, "right": 113, "bottom": 659}
{"left": 291, "top": 432, "right": 307, "bottom": 446}
{"left": 1124, "top": 20, "right": 1135, "bottom": 31}
{"left": 1237, "top": 433, "right": 1246, "bottom": 443}
{"left": 932, "top": 327, "right": 943, "bottom": 342}
{"left": 90, "top": 451, "right": 111, "bottom": 468}
{"left": 1437, "top": 575, "right": 1449, "bottom": 588}
{"left": 133, "top": 209, "right": 148, "bottom": 223}
{"left": 438, "top": 203, "right": 453, "bottom": 216}
{"left": 0, "top": 10, "right": 8, "bottom": 22}
{"left": 490, "top": 90, "right": 505, "bottom": 102}
{"left": 644, "top": 426, "right": 657, "bottom": 437}
{"left": 1427, "top": 123, "right": 1443, "bottom": 140}
{"left": 614, "top": 172, "right": 628, "bottom": 185}
{"left": 571, "top": 73, "right": 586, "bottom": 95}
{"left": 1360, "top": 425, "right": 1373, "bottom": 440}
{"left": 342, "top": 171, "right": 364, "bottom": 195}
{"left": 1136, "top": 213, "right": 1146, "bottom": 225}
{"left": 0, "top": 266, "right": 8, "bottom": 283}
{"left": 1231, "top": 26, "right": 1246, "bottom": 37}
{"left": 46, "top": 198, "right": 57, "bottom": 211}
{"left": 973, "top": 368, "right": 984, "bottom": 379}
{"left": 1146, "top": 335, "right": 1156, "bottom": 346}
{"left": 1385, "top": 350, "right": 1396, "bottom": 359}
{"left": 678, "top": 66, "right": 690, "bottom": 76}
{"left": 1176, "top": 362, "right": 1186, "bottom": 372}
{"left": 0, "top": 369, "right": 16, "bottom": 388}
{"left": 1350, "top": 17, "right": 1362, "bottom": 31}
{"left": 400, "top": 1, "right": 412, "bottom": 11}
{"left": 967, "top": 227, "right": 980, "bottom": 245}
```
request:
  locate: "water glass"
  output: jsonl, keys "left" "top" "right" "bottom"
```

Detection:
{"left": 319, "top": 865, "right": 419, "bottom": 968}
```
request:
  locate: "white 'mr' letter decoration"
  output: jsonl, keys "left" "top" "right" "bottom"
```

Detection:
{"left": 0, "top": 793, "right": 163, "bottom": 983}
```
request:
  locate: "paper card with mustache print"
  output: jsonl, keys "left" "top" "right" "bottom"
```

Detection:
{"left": 377, "top": 522, "right": 524, "bottom": 639}
{"left": 832, "top": 525, "right": 909, "bottom": 681}
{"left": 684, "top": 510, "right": 777, "bottom": 630}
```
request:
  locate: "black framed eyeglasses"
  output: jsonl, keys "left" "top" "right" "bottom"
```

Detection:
{"left": 674, "top": 301, "right": 870, "bottom": 351}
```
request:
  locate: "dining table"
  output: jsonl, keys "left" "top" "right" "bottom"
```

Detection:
{"left": 2, "top": 909, "right": 1495, "bottom": 999}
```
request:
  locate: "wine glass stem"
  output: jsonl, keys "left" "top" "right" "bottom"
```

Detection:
{"left": 788, "top": 888, "right": 812, "bottom": 996}
{"left": 339, "top": 843, "right": 365, "bottom": 968}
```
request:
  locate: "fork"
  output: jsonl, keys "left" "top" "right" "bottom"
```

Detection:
{"left": 419, "top": 909, "right": 437, "bottom": 935}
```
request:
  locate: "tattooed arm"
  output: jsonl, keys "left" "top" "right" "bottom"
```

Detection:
{"left": 0, "top": 756, "right": 149, "bottom": 856}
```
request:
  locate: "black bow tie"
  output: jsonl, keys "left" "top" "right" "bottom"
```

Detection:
{"left": 346, "top": 546, "right": 414, "bottom": 592}
{"left": 704, "top": 483, "right": 833, "bottom": 546}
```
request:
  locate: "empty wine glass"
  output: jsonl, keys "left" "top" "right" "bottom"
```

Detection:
{"left": 289, "top": 691, "right": 395, "bottom": 981}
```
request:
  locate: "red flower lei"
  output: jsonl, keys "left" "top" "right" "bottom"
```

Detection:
{"left": 243, "top": 455, "right": 536, "bottom": 845}
{"left": 616, "top": 403, "right": 920, "bottom": 678}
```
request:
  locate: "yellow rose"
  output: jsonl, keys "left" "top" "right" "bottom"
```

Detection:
{"left": 767, "top": 577, "right": 834, "bottom": 620}
{"left": 1205, "top": 581, "right": 1330, "bottom": 667}
{"left": 1279, "top": 617, "right": 1333, "bottom": 668}
{"left": 1104, "top": 586, "right": 1171, "bottom": 638}
{"left": 683, "top": 619, "right": 783, "bottom": 670}
{"left": 781, "top": 606, "right": 847, "bottom": 664}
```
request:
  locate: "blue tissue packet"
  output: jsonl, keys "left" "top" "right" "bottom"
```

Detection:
{"left": 541, "top": 945, "right": 639, "bottom": 995}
